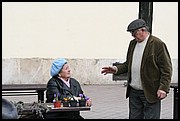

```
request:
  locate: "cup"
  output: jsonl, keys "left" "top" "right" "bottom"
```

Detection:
{"left": 79, "top": 100, "right": 86, "bottom": 107}
{"left": 62, "top": 100, "right": 69, "bottom": 107}
{"left": 69, "top": 100, "right": 77, "bottom": 107}
{"left": 54, "top": 101, "right": 61, "bottom": 108}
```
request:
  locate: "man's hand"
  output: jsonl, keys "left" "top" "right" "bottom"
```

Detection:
{"left": 157, "top": 90, "right": 167, "bottom": 100}
{"left": 101, "top": 66, "right": 116, "bottom": 75}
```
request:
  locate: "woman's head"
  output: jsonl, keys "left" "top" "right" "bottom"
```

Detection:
{"left": 50, "top": 58, "right": 71, "bottom": 79}
{"left": 59, "top": 63, "right": 71, "bottom": 79}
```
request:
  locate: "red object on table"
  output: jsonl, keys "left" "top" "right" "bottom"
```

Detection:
{"left": 54, "top": 101, "right": 61, "bottom": 108}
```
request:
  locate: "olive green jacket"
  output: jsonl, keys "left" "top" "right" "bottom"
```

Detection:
{"left": 115, "top": 35, "right": 172, "bottom": 103}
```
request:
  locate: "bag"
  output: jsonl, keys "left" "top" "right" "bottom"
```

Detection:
{"left": 2, "top": 98, "right": 18, "bottom": 119}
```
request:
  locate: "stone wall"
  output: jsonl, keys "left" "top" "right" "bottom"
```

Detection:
{"left": 2, "top": 58, "right": 178, "bottom": 85}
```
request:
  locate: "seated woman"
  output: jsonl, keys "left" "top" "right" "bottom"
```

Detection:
{"left": 44, "top": 58, "right": 92, "bottom": 119}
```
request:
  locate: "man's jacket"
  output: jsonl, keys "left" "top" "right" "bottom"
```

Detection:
{"left": 115, "top": 35, "right": 172, "bottom": 103}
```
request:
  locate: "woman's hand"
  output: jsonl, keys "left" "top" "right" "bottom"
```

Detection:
{"left": 86, "top": 99, "right": 92, "bottom": 107}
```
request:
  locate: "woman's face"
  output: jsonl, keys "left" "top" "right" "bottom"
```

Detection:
{"left": 59, "top": 63, "right": 71, "bottom": 80}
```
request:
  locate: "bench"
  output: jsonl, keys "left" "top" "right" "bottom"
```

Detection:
{"left": 112, "top": 62, "right": 128, "bottom": 86}
{"left": 170, "top": 83, "right": 178, "bottom": 119}
{"left": 2, "top": 84, "right": 47, "bottom": 102}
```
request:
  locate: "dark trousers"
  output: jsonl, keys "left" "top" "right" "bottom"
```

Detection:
{"left": 129, "top": 86, "right": 161, "bottom": 119}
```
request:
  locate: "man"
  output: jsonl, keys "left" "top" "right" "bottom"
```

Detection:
{"left": 101, "top": 19, "right": 172, "bottom": 119}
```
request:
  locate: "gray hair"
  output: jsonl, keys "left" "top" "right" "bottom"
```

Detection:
{"left": 141, "top": 26, "right": 149, "bottom": 32}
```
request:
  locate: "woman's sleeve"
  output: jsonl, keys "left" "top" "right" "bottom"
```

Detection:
{"left": 46, "top": 79, "right": 60, "bottom": 103}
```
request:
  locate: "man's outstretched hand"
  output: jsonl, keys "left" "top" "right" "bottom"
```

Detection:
{"left": 101, "top": 66, "right": 116, "bottom": 75}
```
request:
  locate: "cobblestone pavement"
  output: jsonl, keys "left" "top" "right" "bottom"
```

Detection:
{"left": 3, "top": 84, "right": 173, "bottom": 119}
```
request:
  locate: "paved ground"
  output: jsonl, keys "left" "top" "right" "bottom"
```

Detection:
{"left": 80, "top": 84, "right": 173, "bottom": 119}
{"left": 2, "top": 83, "right": 174, "bottom": 119}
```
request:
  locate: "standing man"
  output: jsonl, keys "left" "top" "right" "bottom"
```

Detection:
{"left": 101, "top": 19, "right": 172, "bottom": 119}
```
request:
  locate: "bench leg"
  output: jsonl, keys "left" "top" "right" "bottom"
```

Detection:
{"left": 37, "top": 90, "right": 44, "bottom": 103}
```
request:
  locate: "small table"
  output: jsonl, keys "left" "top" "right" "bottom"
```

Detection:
{"left": 18, "top": 102, "right": 91, "bottom": 117}
{"left": 45, "top": 104, "right": 90, "bottom": 112}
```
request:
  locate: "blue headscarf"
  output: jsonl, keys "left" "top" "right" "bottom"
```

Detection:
{"left": 50, "top": 58, "right": 67, "bottom": 77}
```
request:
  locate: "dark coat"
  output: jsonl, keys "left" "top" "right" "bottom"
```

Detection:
{"left": 46, "top": 77, "right": 83, "bottom": 103}
{"left": 115, "top": 35, "right": 172, "bottom": 103}
{"left": 44, "top": 77, "right": 84, "bottom": 119}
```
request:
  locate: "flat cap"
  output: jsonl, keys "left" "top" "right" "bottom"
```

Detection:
{"left": 127, "top": 19, "right": 147, "bottom": 32}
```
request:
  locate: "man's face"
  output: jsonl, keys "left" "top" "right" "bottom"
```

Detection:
{"left": 130, "top": 28, "right": 147, "bottom": 42}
